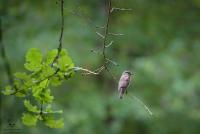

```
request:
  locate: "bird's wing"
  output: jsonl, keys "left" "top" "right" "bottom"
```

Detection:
{"left": 118, "top": 78, "right": 129, "bottom": 91}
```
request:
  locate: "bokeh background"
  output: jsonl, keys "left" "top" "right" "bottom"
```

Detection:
{"left": 1, "top": 0, "right": 200, "bottom": 134}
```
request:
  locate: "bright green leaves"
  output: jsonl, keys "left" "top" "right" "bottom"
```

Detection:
{"left": 58, "top": 49, "right": 74, "bottom": 71}
{"left": 22, "top": 113, "right": 38, "bottom": 126}
{"left": 31, "top": 79, "right": 53, "bottom": 103}
{"left": 50, "top": 76, "right": 62, "bottom": 86}
{"left": 24, "top": 100, "right": 40, "bottom": 113}
{"left": 24, "top": 48, "right": 42, "bottom": 72}
{"left": 2, "top": 48, "right": 75, "bottom": 128}
{"left": 15, "top": 72, "right": 30, "bottom": 80}
{"left": 2, "top": 86, "right": 13, "bottom": 95}
{"left": 22, "top": 98, "right": 64, "bottom": 128}
{"left": 46, "top": 49, "right": 58, "bottom": 64}
{"left": 22, "top": 113, "right": 64, "bottom": 128}
{"left": 23, "top": 100, "right": 64, "bottom": 128}
{"left": 45, "top": 117, "right": 64, "bottom": 128}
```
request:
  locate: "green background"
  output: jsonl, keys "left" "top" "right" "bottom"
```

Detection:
{"left": 1, "top": 0, "right": 200, "bottom": 133}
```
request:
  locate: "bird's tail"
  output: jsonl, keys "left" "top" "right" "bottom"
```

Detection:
{"left": 119, "top": 92, "right": 123, "bottom": 99}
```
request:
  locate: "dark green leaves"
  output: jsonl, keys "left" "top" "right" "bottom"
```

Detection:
{"left": 2, "top": 48, "right": 75, "bottom": 128}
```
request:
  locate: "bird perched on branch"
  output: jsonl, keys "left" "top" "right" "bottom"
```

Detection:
{"left": 118, "top": 71, "right": 132, "bottom": 99}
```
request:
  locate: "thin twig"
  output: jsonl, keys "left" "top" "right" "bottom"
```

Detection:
{"left": 105, "top": 41, "right": 114, "bottom": 48}
{"left": 10, "top": 69, "right": 60, "bottom": 95}
{"left": 128, "top": 93, "right": 153, "bottom": 116}
{"left": 102, "top": 0, "right": 112, "bottom": 63}
{"left": 77, "top": 0, "right": 113, "bottom": 76}
{"left": 111, "top": 7, "right": 132, "bottom": 13}
{"left": 40, "top": 101, "right": 44, "bottom": 115}
{"left": 106, "top": 58, "right": 118, "bottom": 66}
{"left": 53, "top": 0, "right": 64, "bottom": 64}
{"left": 108, "top": 33, "right": 124, "bottom": 36}
{"left": 96, "top": 31, "right": 105, "bottom": 39}
{"left": 73, "top": 67, "right": 99, "bottom": 75}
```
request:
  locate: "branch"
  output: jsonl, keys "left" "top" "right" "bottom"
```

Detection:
{"left": 73, "top": 67, "right": 101, "bottom": 75}
{"left": 108, "top": 33, "right": 124, "bottom": 36}
{"left": 81, "top": 0, "right": 118, "bottom": 79}
{"left": 111, "top": 7, "right": 132, "bottom": 13}
{"left": 53, "top": 0, "right": 64, "bottom": 64}
{"left": 10, "top": 0, "right": 65, "bottom": 96}
{"left": 10, "top": 68, "right": 60, "bottom": 95}
{"left": 102, "top": 0, "right": 112, "bottom": 63}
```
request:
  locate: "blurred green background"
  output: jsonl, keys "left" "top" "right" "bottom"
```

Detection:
{"left": 1, "top": 0, "right": 200, "bottom": 134}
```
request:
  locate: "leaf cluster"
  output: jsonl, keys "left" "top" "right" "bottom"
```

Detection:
{"left": 2, "top": 48, "right": 74, "bottom": 128}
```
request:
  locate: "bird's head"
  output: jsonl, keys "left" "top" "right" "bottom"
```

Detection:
{"left": 123, "top": 71, "right": 133, "bottom": 76}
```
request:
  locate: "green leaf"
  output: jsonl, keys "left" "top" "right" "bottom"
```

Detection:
{"left": 64, "top": 71, "right": 75, "bottom": 80}
{"left": 32, "top": 79, "right": 48, "bottom": 97}
{"left": 14, "top": 72, "right": 33, "bottom": 88}
{"left": 43, "top": 89, "right": 54, "bottom": 103}
{"left": 45, "top": 117, "right": 64, "bottom": 128}
{"left": 45, "top": 104, "right": 53, "bottom": 113}
{"left": 2, "top": 86, "right": 13, "bottom": 95}
{"left": 32, "top": 86, "right": 53, "bottom": 103}
{"left": 58, "top": 49, "right": 74, "bottom": 71}
{"left": 44, "top": 105, "right": 63, "bottom": 114}
{"left": 15, "top": 92, "right": 26, "bottom": 97}
{"left": 22, "top": 113, "right": 38, "bottom": 126}
{"left": 32, "top": 85, "right": 43, "bottom": 101}
{"left": 24, "top": 48, "right": 42, "bottom": 72}
{"left": 50, "top": 76, "right": 62, "bottom": 86}
{"left": 46, "top": 49, "right": 58, "bottom": 64}
{"left": 14, "top": 72, "right": 30, "bottom": 80}
{"left": 39, "top": 65, "right": 55, "bottom": 79}
{"left": 24, "top": 100, "right": 40, "bottom": 113}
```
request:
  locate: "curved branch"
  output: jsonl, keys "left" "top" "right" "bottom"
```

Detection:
{"left": 53, "top": 0, "right": 64, "bottom": 64}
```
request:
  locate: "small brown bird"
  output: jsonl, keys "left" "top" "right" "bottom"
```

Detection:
{"left": 118, "top": 71, "right": 132, "bottom": 99}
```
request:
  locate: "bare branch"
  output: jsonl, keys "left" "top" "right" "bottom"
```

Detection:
{"left": 81, "top": 65, "right": 105, "bottom": 75}
{"left": 105, "top": 41, "right": 114, "bottom": 48}
{"left": 95, "top": 26, "right": 105, "bottom": 29}
{"left": 53, "top": 0, "right": 64, "bottom": 64}
{"left": 96, "top": 31, "right": 105, "bottom": 39}
{"left": 102, "top": 0, "right": 112, "bottom": 63}
{"left": 108, "top": 33, "right": 124, "bottom": 36}
{"left": 73, "top": 67, "right": 101, "bottom": 75}
{"left": 106, "top": 58, "right": 119, "bottom": 66}
{"left": 111, "top": 7, "right": 132, "bottom": 13}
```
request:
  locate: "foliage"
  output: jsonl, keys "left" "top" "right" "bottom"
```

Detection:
{"left": 2, "top": 48, "right": 74, "bottom": 128}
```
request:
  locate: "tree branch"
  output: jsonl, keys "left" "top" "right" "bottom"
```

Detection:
{"left": 53, "top": 0, "right": 64, "bottom": 64}
{"left": 102, "top": 0, "right": 112, "bottom": 64}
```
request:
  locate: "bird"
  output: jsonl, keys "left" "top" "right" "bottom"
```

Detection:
{"left": 118, "top": 71, "right": 132, "bottom": 99}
